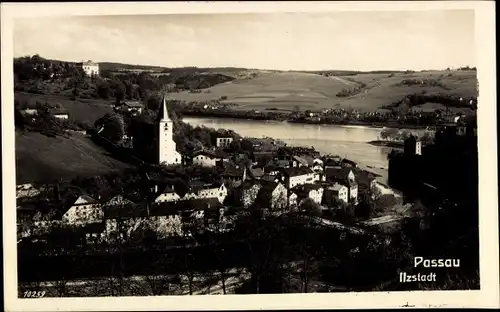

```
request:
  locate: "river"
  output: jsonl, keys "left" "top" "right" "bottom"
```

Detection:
{"left": 183, "top": 117, "right": 426, "bottom": 183}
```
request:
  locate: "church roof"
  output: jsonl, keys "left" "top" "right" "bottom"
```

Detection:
{"left": 156, "top": 94, "right": 171, "bottom": 122}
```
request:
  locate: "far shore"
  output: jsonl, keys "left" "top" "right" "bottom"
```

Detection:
{"left": 179, "top": 111, "right": 437, "bottom": 130}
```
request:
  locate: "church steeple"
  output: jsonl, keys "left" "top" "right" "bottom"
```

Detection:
{"left": 156, "top": 94, "right": 171, "bottom": 122}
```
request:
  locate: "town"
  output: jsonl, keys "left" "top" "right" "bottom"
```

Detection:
{"left": 14, "top": 50, "right": 479, "bottom": 296}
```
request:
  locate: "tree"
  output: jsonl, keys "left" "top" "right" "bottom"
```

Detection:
{"left": 94, "top": 113, "right": 126, "bottom": 143}
{"left": 112, "top": 80, "right": 126, "bottom": 105}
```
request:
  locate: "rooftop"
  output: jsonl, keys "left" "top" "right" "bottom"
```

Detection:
{"left": 282, "top": 166, "right": 314, "bottom": 177}
{"left": 123, "top": 101, "right": 143, "bottom": 108}
{"left": 150, "top": 197, "right": 222, "bottom": 216}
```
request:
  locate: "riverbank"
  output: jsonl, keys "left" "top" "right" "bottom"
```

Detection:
{"left": 179, "top": 110, "right": 436, "bottom": 130}
{"left": 367, "top": 140, "right": 404, "bottom": 149}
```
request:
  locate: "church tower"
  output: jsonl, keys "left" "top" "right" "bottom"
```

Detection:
{"left": 156, "top": 95, "right": 182, "bottom": 165}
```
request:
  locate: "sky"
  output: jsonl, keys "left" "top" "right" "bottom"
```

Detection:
{"left": 13, "top": 10, "right": 475, "bottom": 71}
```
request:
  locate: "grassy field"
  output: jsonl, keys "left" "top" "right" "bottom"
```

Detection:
{"left": 15, "top": 131, "right": 131, "bottom": 184}
{"left": 167, "top": 70, "right": 478, "bottom": 113}
{"left": 15, "top": 92, "right": 114, "bottom": 125}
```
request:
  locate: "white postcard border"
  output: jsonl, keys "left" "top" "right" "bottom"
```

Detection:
{"left": 2, "top": 1, "right": 498, "bottom": 310}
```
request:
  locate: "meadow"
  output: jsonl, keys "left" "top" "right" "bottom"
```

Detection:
{"left": 168, "top": 70, "right": 478, "bottom": 113}
{"left": 15, "top": 92, "right": 114, "bottom": 126}
{"left": 15, "top": 131, "right": 131, "bottom": 184}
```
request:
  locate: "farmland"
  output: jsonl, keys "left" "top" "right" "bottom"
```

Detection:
{"left": 167, "top": 70, "right": 478, "bottom": 113}
{"left": 15, "top": 131, "right": 131, "bottom": 184}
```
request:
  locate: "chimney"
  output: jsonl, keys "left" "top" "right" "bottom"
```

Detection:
{"left": 172, "top": 184, "right": 175, "bottom": 191}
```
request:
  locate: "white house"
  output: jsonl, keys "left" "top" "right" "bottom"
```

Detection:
{"left": 216, "top": 136, "right": 233, "bottom": 148}
{"left": 192, "top": 150, "right": 218, "bottom": 167}
{"left": 282, "top": 167, "right": 315, "bottom": 189}
{"left": 62, "top": 195, "right": 103, "bottom": 225}
{"left": 324, "top": 183, "right": 349, "bottom": 204}
{"left": 77, "top": 60, "right": 99, "bottom": 77}
{"left": 326, "top": 167, "right": 359, "bottom": 204}
{"left": 154, "top": 185, "right": 181, "bottom": 203}
{"left": 183, "top": 182, "right": 228, "bottom": 204}
{"left": 255, "top": 182, "right": 288, "bottom": 210}
{"left": 291, "top": 184, "right": 324, "bottom": 205}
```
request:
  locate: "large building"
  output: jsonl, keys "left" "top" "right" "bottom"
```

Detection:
{"left": 156, "top": 95, "right": 182, "bottom": 165}
{"left": 77, "top": 60, "right": 99, "bottom": 77}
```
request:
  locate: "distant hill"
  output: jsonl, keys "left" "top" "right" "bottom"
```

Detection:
{"left": 166, "top": 69, "right": 478, "bottom": 113}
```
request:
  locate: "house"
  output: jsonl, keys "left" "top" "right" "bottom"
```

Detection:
{"left": 62, "top": 195, "right": 103, "bottom": 225}
{"left": 288, "top": 192, "right": 299, "bottom": 208}
{"left": 325, "top": 167, "right": 358, "bottom": 204}
{"left": 102, "top": 194, "right": 136, "bottom": 210}
{"left": 254, "top": 181, "right": 288, "bottom": 210}
{"left": 49, "top": 108, "right": 69, "bottom": 120}
{"left": 341, "top": 158, "right": 358, "bottom": 168}
{"left": 182, "top": 181, "right": 228, "bottom": 204}
{"left": 192, "top": 150, "right": 219, "bottom": 167}
{"left": 222, "top": 166, "right": 247, "bottom": 185}
{"left": 16, "top": 183, "right": 41, "bottom": 199}
{"left": 237, "top": 180, "right": 263, "bottom": 208}
{"left": 291, "top": 183, "right": 324, "bottom": 205}
{"left": 404, "top": 135, "right": 422, "bottom": 156}
{"left": 153, "top": 185, "right": 181, "bottom": 203}
{"left": 151, "top": 197, "right": 225, "bottom": 233}
{"left": 324, "top": 183, "right": 349, "bottom": 205}
{"left": 121, "top": 101, "right": 143, "bottom": 115}
{"left": 216, "top": 136, "right": 234, "bottom": 148}
{"left": 83, "top": 222, "right": 107, "bottom": 244}
{"left": 292, "top": 155, "right": 309, "bottom": 167}
{"left": 281, "top": 166, "right": 315, "bottom": 189}
{"left": 103, "top": 202, "right": 181, "bottom": 242}
{"left": 77, "top": 60, "right": 99, "bottom": 76}
{"left": 323, "top": 155, "right": 342, "bottom": 168}
{"left": 312, "top": 158, "right": 324, "bottom": 172}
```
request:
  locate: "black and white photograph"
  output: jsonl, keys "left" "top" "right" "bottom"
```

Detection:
{"left": 2, "top": 1, "right": 498, "bottom": 310}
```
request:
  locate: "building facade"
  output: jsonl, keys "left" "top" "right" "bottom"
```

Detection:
{"left": 77, "top": 60, "right": 99, "bottom": 77}
{"left": 156, "top": 95, "right": 182, "bottom": 165}
{"left": 216, "top": 137, "right": 234, "bottom": 148}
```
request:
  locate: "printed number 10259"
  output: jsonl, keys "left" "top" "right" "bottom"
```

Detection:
{"left": 23, "top": 290, "right": 46, "bottom": 298}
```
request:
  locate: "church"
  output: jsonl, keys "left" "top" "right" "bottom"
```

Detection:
{"left": 155, "top": 95, "right": 182, "bottom": 165}
{"left": 131, "top": 94, "right": 182, "bottom": 165}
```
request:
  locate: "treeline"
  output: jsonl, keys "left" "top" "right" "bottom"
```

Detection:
{"left": 385, "top": 93, "right": 478, "bottom": 110}
{"left": 397, "top": 78, "right": 448, "bottom": 89}
{"left": 13, "top": 55, "right": 236, "bottom": 103}
{"left": 336, "top": 81, "right": 367, "bottom": 98}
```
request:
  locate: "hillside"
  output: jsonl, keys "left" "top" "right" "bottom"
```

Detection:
{"left": 15, "top": 132, "right": 131, "bottom": 184}
{"left": 15, "top": 92, "right": 114, "bottom": 125}
{"left": 167, "top": 70, "right": 478, "bottom": 113}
